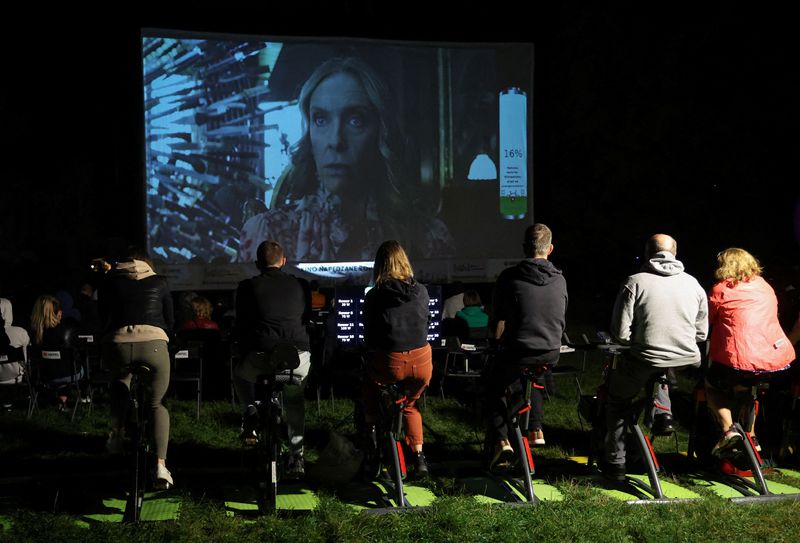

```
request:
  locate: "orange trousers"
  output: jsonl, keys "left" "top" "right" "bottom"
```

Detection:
{"left": 364, "top": 344, "right": 432, "bottom": 447}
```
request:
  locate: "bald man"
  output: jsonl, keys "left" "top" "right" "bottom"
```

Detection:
{"left": 602, "top": 234, "right": 708, "bottom": 481}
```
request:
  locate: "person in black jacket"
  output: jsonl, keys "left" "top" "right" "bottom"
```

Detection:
{"left": 362, "top": 240, "right": 432, "bottom": 476}
{"left": 488, "top": 224, "right": 567, "bottom": 470}
{"left": 29, "top": 294, "right": 83, "bottom": 408}
{"left": 101, "top": 251, "right": 175, "bottom": 488}
{"left": 234, "top": 240, "right": 311, "bottom": 478}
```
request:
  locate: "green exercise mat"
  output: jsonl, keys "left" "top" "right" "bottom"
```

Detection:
{"left": 688, "top": 473, "right": 800, "bottom": 498}
{"left": 459, "top": 476, "right": 564, "bottom": 503}
{"left": 687, "top": 477, "right": 747, "bottom": 498}
{"left": 81, "top": 491, "right": 181, "bottom": 523}
{"left": 751, "top": 477, "right": 800, "bottom": 495}
{"left": 371, "top": 481, "right": 437, "bottom": 507}
{"left": 579, "top": 473, "right": 702, "bottom": 501}
{"left": 775, "top": 468, "right": 800, "bottom": 481}
{"left": 224, "top": 483, "right": 319, "bottom": 513}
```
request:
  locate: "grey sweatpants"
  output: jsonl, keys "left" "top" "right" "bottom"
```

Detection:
{"left": 604, "top": 354, "right": 687, "bottom": 466}
{"left": 106, "top": 340, "right": 171, "bottom": 459}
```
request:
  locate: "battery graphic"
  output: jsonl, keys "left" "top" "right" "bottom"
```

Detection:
{"left": 499, "top": 88, "right": 527, "bottom": 220}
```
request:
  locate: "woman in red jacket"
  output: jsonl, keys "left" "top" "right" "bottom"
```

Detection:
{"left": 706, "top": 248, "right": 795, "bottom": 455}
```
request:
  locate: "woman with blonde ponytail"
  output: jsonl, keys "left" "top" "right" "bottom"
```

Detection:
{"left": 29, "top": 294, "right": 82, "bottom": 408}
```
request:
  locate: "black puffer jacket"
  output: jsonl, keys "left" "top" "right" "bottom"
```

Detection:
{"left": 493, "top": 258, "right": 567, "bottom": 353}
{"left": 363, "top": 279, "right": 430, "bottom": 352}
{"left": 101, "top": 260, "right": 174, "bottom": 334}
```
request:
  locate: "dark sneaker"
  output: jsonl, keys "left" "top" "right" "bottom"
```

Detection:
{"left": 651, "top": 413, "right": 675, "bottom": 436}
{"left": 600, "top": 461, "right": 626, "bottom": 482}
{"left": 106, "top": 431, "right": 124, "bottom": 455}
{"left": 410, "top": 451, "right": 429, "bottom": 479}
{"left": 285, "top": 454, "right": 305, "bottom": 479}
{"left": 712, "top": 427, "right": 743, "bottom": 457}
{"left": 239, "top": 405, "right": 259, "bottom": 445}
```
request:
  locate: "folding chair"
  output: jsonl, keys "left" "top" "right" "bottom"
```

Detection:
{"left": 28, "top": 346, "right": 84, "bottom": 421}
{"left": 172, "top": 343, "right": 203, "bottom": 420}
{"left": 76, "top": 334, "right": 109, "bottom": 412}
{"left": 0, "top": 345, "right": 33, "bottom": 418}
{"left": 543, "top": 332, "right": 589, "bottom": 399}
{"left": 438, "top": 336, "right": 490, "bottom": 399}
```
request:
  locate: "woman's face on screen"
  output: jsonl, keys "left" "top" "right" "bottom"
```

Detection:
{"left": 309, "top": 72, "right": 379, "bottom": 194}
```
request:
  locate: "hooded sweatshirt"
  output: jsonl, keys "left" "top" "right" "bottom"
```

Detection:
{"left": 101, "top": 260, "right": 173, "bottom": 343}
{"left": 611, "top": 252, "right": 708, "bottom": 368}
{"left": 363, "top": 278, "right": 430, "bottom": 352}
{"left": 0, "top": 298, "right": 30, "bottom": 383}
{"left": 493, "top": 258, "right": 568, "bottom": 353}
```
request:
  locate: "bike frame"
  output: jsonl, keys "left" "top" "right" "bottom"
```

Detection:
{"left": 256, "top": 376, "right": 284, "bottom": 513}
{"left": 377, "top": 384, "right": 410, "bottom": 508}
{"left": 124, "top": 366, "right": 151, "bottom": 523}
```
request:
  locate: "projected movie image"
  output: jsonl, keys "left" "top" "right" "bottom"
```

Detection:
{"left": 143, "top": 33, "right": 532, "bottom": 265}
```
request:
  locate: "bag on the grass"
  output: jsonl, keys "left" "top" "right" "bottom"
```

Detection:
{"left": 307, "top": 431, "right": 364, "bottom": 486}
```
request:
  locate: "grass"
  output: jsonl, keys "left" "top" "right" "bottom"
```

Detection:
{"left": 2, "top": 350, "right": 800, "bottom": 542}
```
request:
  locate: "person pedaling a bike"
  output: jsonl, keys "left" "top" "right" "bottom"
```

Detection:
{"left": 488, "top": 224, "right": 568, "bottom": 471}
{"left": 233, "top": 240, "right": 312, "bottom": 479}
{"left": 101, "top": 249, "right": 175, "bottom": 489}
{"left": 361, "top": 240, "right": 433, "bottom": 478}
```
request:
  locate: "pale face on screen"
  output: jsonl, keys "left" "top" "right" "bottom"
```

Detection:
{"left": 309, "top": 72, "right": 378, "bottom": 194}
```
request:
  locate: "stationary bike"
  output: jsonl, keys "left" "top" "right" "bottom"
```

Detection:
{"left": 582, "top": 347, "right": 669, "bottom": 500}
{"left": 688, "top": 380, "right": 772, "bottom": 497}
{"left": 122, "top": 363, "right": 171, "bottom": 523}
{"left": 243, "top": 344, "right": 301, "bottom": 513}
{"left": 362, "top": 382, "right": 412, "bottom": 508}
{"left": 485, "top": 363, "right": 548, "bottom": 504}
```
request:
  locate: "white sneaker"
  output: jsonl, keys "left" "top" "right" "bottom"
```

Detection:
{"left": 155, "top": 464, "right": 174, "bottom": 488}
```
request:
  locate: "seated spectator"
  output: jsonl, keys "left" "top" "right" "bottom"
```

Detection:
{"left": 30, "top": 294, "right": 83, "bottom": 409}
{"left": 0, "top": 298, "right": 30, "bottom": 385}
{"left": 310, "top": 280, "right": 327, "bottom": 311}
{"left": 455, "top": 289, "right": 490, "bottom": 333}
{"left": 180, "top": 296, "right": 220, "bottom": 332}
{"left": 442, "top": 282, "right": 465, "bottom": 319}
{"left": 55, "top": 289, "right": 82, "bottom": 323}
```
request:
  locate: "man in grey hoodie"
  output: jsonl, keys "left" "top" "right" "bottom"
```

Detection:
{"left": 603, "top": 234, "right": 708, "bottom": 480}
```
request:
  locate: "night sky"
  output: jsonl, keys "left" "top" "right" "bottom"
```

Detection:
{"left": 1, "top": 4, "right": 798, "bottom": 320}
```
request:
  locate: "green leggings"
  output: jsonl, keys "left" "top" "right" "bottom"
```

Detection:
{"left": 106, "top": 340, "right": 171, "bottom": 459}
